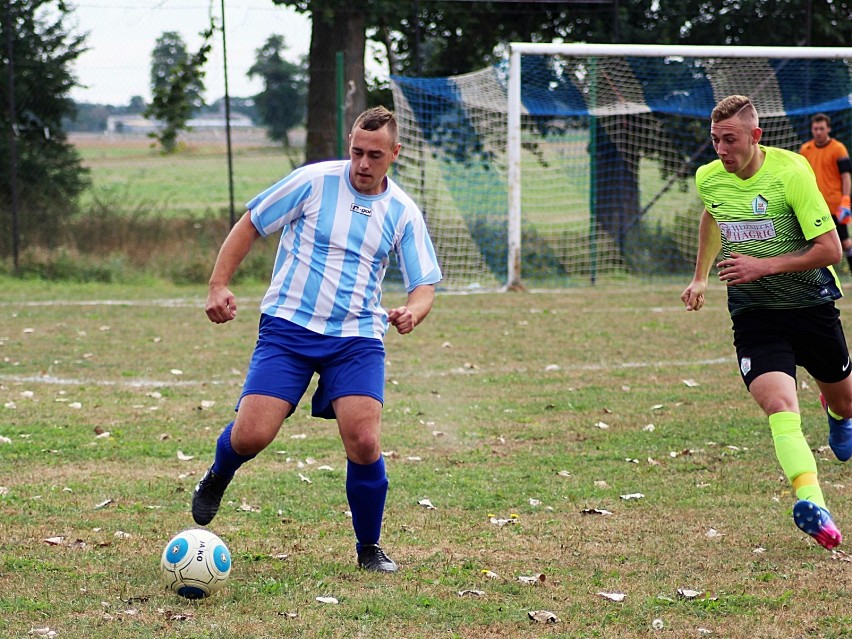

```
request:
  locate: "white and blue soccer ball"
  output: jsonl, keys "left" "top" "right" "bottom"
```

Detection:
{"left": 160, "top": 528, "right": 231, "bottom": 599}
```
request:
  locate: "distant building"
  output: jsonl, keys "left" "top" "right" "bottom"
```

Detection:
{"left": 105, "top": 112, "right": 254, "bottom": 134}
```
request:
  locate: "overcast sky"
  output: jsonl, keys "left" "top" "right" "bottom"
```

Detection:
{"left": 68, "top": 1, "right": 312, "bottom": 105}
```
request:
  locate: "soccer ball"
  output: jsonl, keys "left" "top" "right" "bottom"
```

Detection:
{"left": 160, "top": 528, "right": 231, "bottom": 599}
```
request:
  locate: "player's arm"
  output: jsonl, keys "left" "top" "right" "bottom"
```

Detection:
{"left": 205, "top": 211, "right": 262, "bottom": 324}
{"left": 387, "top": 284, "right": 436, "bottom": 335}
{"left": 681, "top": 208, "right": 720, "bottom": 311}
{"left": 717, "top": 229, "right": 841, "bottom": 286}
{"left": 839, "top": 156, "right": 852, "bottom": 221}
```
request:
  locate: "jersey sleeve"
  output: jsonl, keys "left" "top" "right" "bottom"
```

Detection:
{"left": 246, "top": 167, "right": 313, "bottom": 237}
{"left": 395, "top": 209, "right": 443, "bottom": 291}
{"left": 789, "top": 158, "right": 835, "bottom": 240}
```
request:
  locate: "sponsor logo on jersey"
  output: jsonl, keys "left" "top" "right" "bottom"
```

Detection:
{"left": 740, "top": 356, "right": 752, "bottom": 377}
{"left": 350, "top": 203, "right": 372, "bottom": 217}
{"left": 752, "top": 194, "right": 769, "bottom": 216}
{"left": 711, "top": 202, "right": 724, "bottom": 209}
{"left": 718, "top": 220, "right": 777, "bottom": 243}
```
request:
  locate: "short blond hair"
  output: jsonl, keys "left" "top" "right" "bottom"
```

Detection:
{"left": 711, "top": 95, "right": 758, "bottom": 128}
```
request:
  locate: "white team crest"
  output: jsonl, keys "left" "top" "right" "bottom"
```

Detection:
{"left": 751, "top": 194, "right": 768, "bottom": 216}
{"left": 740, "top": 357, "right": 752, "bottom": 376}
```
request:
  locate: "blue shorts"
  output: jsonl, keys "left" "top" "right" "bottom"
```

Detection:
{"left": 238, "top": 314, "right": 385, "bottom": 420}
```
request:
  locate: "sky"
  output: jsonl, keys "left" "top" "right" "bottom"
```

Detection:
{"left": 68, "top": 1, "right": 313, "bottom": 106}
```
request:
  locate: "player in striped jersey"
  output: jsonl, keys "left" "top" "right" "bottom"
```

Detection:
{"left": 192, "top": 106, "right": 442, "bottom": 572}
{"left": 681, "top": 95, "right": 852, "bottom": 550}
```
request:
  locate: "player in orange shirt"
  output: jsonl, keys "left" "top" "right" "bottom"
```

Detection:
{"left": 800, "top": 113, "right": 852, "bottom": 274}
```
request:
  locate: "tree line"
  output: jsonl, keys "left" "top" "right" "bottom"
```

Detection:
{"left": 2, "top": 0, "right": 852, "bottom": 264}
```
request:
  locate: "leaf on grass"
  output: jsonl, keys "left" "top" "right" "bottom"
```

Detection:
{"left": 594, "top": 421, "right": 609, "bottom": 429}
{"left": 581, "top": 508, "right": 613, "bottom": 516}
{"left": 176, "top": 451, "right": 193, "bottom": 461}
{"left": 651, "top": 404, "right": 664, "bottom": 410}
{"left": 557, "top": 470, "right": 571, "bottom": 477}
{"left": 620, "top": 493, "right": 644, "bottom": 501}
{"left": 197, "top": 400, "right": 215, "bottom": 410}
{"left": 69, "top": 402, "right": 82, "bottom": 410}
{"left": 490, "top": 514, "right": 519, "bottom": 526}
{"left": 28, "top": 628, "right": 57, "bottom": 638}
{"left": 642, "top": 424, "right": 656, "bottom": 432}
{"left": 114, "top": 531, "right": 131, "bottom": 539}
{"left": 95, "top": 431, "right": 111, "bottom": 439}
{"left": 44, "top": 537, "right": 64, "bottom": 546}
{"left": 272, "top": 553, "right": 289, "bottom": 560}
{"left": 831, "top": 549, "right": 852, "bottom": 562}
{"left": 625, "top": 458, "right": 639, "bottom": 464}
{"left": 682, "top": 379, "right": 700, "bottom": 387}
{"left": 753, "top": 547, "right": 766, "bottom": 554}
{"left": 239, "top": 499, "right": 260, "bottom": 513}
{"left": 652, "top": 618, "right": 664, "bottom": 630}
{"left": 697, "top": 629, "right": 713, "bottom": 636}
{"left": 0, "top": 487, "right": 9, "bottom": 496}
{"left": 705, "top": 528, "right": 724, "bottom": 538}
{"left": 94, "top": 499, "right": 113, "bottom": 510}
{"left": 677, "top": 588, "right": 703, "bottom": 599}
{"left": 407, "top": 456, "right": 423, "bottom": 462}
{"left": 68, "top": 539, "right": 87, "bottom": 549}
{"left": 278, "top": 611, "right": 299, "bottom": 618}
{"left": 518, "top": 573, "right": 545, "bottom": 585}
{"left": 0, "top": 435, "right": 12, "bottom": 442}
{"left": 529, "top": 498, "right": 541, "bottom": 507}
{"left": 458, "top": 589, "right": 485, "bottom": 597}
{"left": 432, "top": 430, "right": 446, "bottom": 437}
{"left": 316, "top": 596, "right": 339, "bottom": 604}
{"left": 298, "top": 473, "right": 312, "bottom": 484}
{"left": 418, "top": 498, "right": 437, "bottom": 510}
{"left": 597, "top": 591, "right": 626, "bottom": 602}
{"left": 544, "top": 364, "right": 560, "bottom": 372}
{"left": 170, "top": 369, "right": 183, "bottom": 376}
{"left": 317, "top": 465, "right": 334, "bottom": 471}
{"left": 3, "top": 404, "right": 15, "bottom": 411}
{"left": 528, "top": 610, "right": 559, "bottom": 624}
{"left": 481, "top": 570, "right": 500, "bottom": 579}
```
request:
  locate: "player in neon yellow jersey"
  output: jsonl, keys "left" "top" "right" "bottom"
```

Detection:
{"left": 682, "top": 94, "right": 852, "bottom": 550}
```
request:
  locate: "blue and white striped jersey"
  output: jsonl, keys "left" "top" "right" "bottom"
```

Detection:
{"left": 247, "top": 160, "right": 442, "bottom": 339}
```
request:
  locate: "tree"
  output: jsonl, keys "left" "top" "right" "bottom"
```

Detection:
{"left": 247, "top": 35, "right": 307, "bottom": 147}
{"left": 0, "top": 0, "right": 90, "bottom": 262}
{"left": 144, "top": 27, "right": 213, "bottom": 153}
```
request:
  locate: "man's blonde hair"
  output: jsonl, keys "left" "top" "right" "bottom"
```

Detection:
{"left": 711, "top": 95, "right": 758, "bottom": 128}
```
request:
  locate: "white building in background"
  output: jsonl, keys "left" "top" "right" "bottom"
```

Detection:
{"left": 106, "top": 112, "right": 254, "bottom": 134}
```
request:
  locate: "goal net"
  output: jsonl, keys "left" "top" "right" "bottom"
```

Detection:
{"left": 390, "top": 44, "right": 852, "bottom": 290}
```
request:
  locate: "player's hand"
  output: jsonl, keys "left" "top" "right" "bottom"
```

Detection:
{"left": 681, "top": 279, "right": 707, "bottom": 311}
{"left": 206, "top": 286, "right": 237, "bottom": 324}
{"left": 716, "top": 252, "right": 766, "bottom": 285}
{"left": 837, "top": 206, "right": 852, "bottom": 225}
{"left": 387, "top": 305, "right": 415, "bottom": 335}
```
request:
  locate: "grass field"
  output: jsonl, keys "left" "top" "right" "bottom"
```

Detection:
{"left": 3, "top": 278, "right": 852, "bottom": 638}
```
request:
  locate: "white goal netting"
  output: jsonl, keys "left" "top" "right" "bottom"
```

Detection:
{"left": 391, "top": 44, "right": 852, "bottom": 290}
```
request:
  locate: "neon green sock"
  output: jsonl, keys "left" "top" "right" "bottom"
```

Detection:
{"left": 769, "top": 411, "right": 825, "bottom": 508}
{"left": 828, "top": 405, "right": 844, "bottom": 420}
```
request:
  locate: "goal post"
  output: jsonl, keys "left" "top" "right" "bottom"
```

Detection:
{"left": 392, "top": 44, "right": 852, "bottom": 290}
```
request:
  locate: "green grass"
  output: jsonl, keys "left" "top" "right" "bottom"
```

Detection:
{"left": 3, "top": 279, "right": 852, "bottom": 637}
{"left": 72, "top": 131, "right": 301, "bottom": 218}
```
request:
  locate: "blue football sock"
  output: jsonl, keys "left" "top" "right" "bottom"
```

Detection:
{"left": 346, "top": 456, "right": 388, "bottom": 551}
{"left": 211, "top": 422, "right": 256, "bottom": 478}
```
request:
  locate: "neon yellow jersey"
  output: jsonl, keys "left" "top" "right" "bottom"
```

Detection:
{"left": 696, "top": 145, "right": 842, "bottom": 316}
